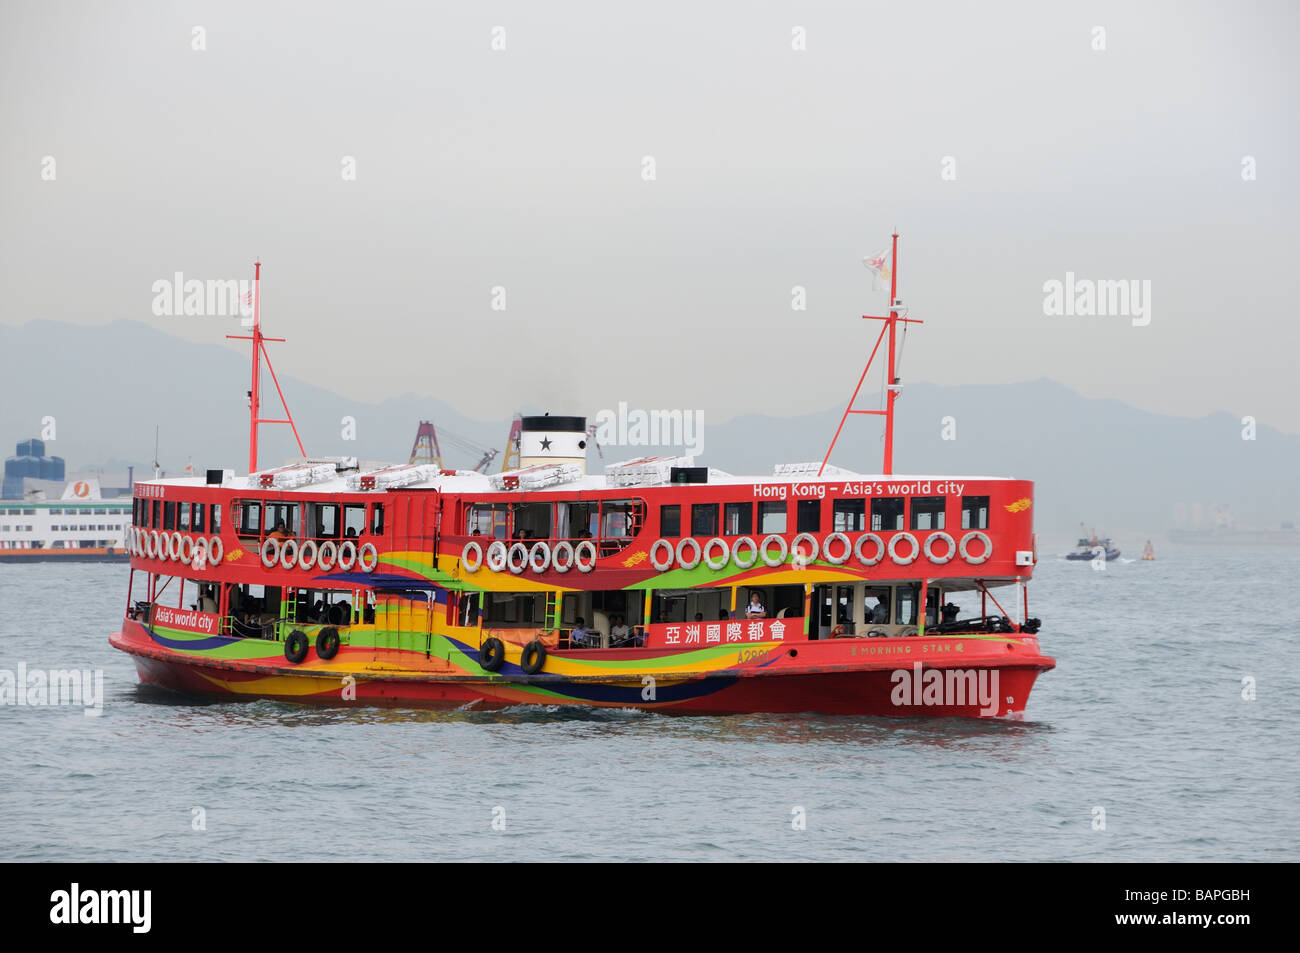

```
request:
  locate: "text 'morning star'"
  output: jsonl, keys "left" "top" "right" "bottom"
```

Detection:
{"left": 539, "top": 436, "right": 552, "bottom": 451}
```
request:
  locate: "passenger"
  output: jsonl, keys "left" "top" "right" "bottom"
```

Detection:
{"left": 745, "top": 591, "right": 766, "bottom": 619}
{"left": 610, "top": 614, "right": 633, "bottom": 647}
{"left": 198, "top": 585, "right": 217, "bottom": 614}
{"left": 694, "top": 612, "right": 704, "bottom": 622}
{"left": 268, "top": 521, "right": 291, "bottom": 540}
{"left": 570, "top": 617, "right": 595, "bottom": 648}
{"left": 719, "top": 610, "right": 730, "bottom": 620}
{"left": 345, "top": 527, "right": 358, "bottom": 539}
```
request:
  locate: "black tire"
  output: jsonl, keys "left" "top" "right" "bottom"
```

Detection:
{"left": 327, "top": 603, "right": 346, "bottom": 626}
{"left": 520, "top": 639, "right": 547, "bottom": 675}
{"left": 479, "top": 637, "right": 506, "bottom": 673}
{"left": 284, "top": 629, "right": 309, "bottom": 664}
{"left": 316, "top": 626, "right": 340, "bottom": 660}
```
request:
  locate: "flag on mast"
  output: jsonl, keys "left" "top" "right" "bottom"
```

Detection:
{"left": 863, "top": 249, "right": 890, "bottom": 290}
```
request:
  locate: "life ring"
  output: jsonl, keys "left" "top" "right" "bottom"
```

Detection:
{"left": 574, "top": 540, "right": 597, "bottom": 573}
{"left": 170, "top": 531, "right": 183, "bottom": 562}
{"left": 703, "top": 537, "right": 730, "bottom": 571}
{"left": 855, "top": 532, "right": 884, "bottom": 566}
{"left": 675, "top": 537, "right": 702, "bottom": 570}
{"left": 279, "top": 538, "right": 299, "bottom": 570}
{"left": 337, "top": 539, "right": 357, "bottom": 571}
{"left": 148, "top": 530, "right": 160, "bottom": 559}
{"left": 823, "top": 532, "right": 851, "bottom": 565}
{"left": 925, "top": 531, "right": 956, "bottom": 565}
{"left": 528, "top": 541, "right": 551, "bottom": 573}
{"left": 208, "top": 535, "right": 223, "bottom": 566}
{"left": 760, "top": 534, "right": 788, "bottom": 567}
{"left": 315, "top": 627, "right": 340, "bottom": 661}
{"left": 298, "top": 539, "right": 318, "bottom": 571}
{"left": 479, "top": 637, "right": 506, "bottom": 673}
{"left": 177, "top": 534, "right": 193, "bottom": 565}
{"left": 190, "top": 538, "right": 207, "bottom": 570}
{"left": 649, "top": 538, "right": 674, "bottom": 572}
{"left": 316, "top": 539, "right": 335, "bottom": 571}
{"left": 731, "top": 536, "right": 758, "bottom": 569}
{"left": 461, "top": 540, "right": 483, "bottom": 573}
{"left": 791, "top": 532, "right": 820, "bottom": 565}
{"left": 960, "top": 531, "right": 993, "bottom": 565}
{"left": 358, "top": 542, "right": 379, "bottom": 573}
{"left": 551, "top": 540, "right": 574, "bottom": 573}
{"left": 506, "top": 542, "right": 529, "bottom": 575}
{"left": 485, "top": 540, "right": 508, "bottom": 573}
{"left": 888, "top": 532, "right": 919, "bottom": 566}
{"left": 284, "top": 629, "right": 309, "bottom": 664}
{"left": 261, "top": 537, "right": 280, "bottom": 568}
{"left": 520, "top": 639, "right": 547, "bottom": 675}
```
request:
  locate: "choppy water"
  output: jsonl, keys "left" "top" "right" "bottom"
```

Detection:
{"left": 2, "top": 549, "right": 1297, "bottom": 862}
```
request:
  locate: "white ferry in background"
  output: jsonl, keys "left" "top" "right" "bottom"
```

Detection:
{"left": 0, "top": 478, "right": 133, "bottom": 563}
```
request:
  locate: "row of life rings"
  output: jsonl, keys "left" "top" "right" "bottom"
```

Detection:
{"left": 127, "top": 528, "right": 378, "bottom": 573}
{"left": 457, "top": 530, "right": 994, "bottom": 575}
{"left": 260, "top": 537, "right": 378, "bottom": 574}
{"left": 130, "top": 528, "right": 224, "bottom": 568}
{"left": 645, "top": 530, "right": 994, "bottom": 571}
{"left": 461, "top": 539, "right": 598, "bottom": 575}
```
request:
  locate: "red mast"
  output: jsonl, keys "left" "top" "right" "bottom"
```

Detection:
{"left": 227, "top": 261, "right": 306, "bottom": 473}
{"left": 818, "top": 233, "right": 923, "bottom": 476}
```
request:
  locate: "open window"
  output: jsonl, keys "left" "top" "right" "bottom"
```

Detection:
{"left": 871, "top": 497, "right": 904, "bottom": 531}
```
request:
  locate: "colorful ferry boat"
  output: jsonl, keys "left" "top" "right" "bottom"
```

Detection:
{"left": 110, "top": 241, "right": 1055, "bottom": 717}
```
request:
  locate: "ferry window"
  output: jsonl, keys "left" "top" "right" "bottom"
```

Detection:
{"left": 660, "top": 504, "right": 681, "bottom": 537}
{"left": 466, "top": 502, "right": 509, "bottom": 539}
{"left": 601, "top": 499, "right": 642, "bottom": 540}
{"left": 193, "top": 504, "right": 205, "bottom": 534}
{"left": 797, "top": 499, "right": 821, "bottom": 533}
{"left": 131, "top": 500, "right": 139, "bottom": 525}
{"left": 833, "top": 499, "right": 866, "bottom": 532}
{"left": 211, "top": 505, "right": 221, "bottom": 534}
{"left": 691, "top": 503, "right": 719, "bottom": 537}
{"left": 651, "top": 587, "right": 729, "bottom": 623}
{"left": 961, "top": 496, "right": 990, "bottom": 530}
{"left": 237, "top": 500, "right": 261, "bottom": 537}
{"left": 343, "top": 504, "right": 366, "bottom": 537}
{"left": 513, "top": 502, "right": 552, "bottom": 540}
{"left": 151, "top": 499, "right": 160, "bottom": 528}
{"left": 864, "top": 587, "right": 892, "bottom": 625}
{"left": 484, "top": 592, "right": 545, "bottom": 627}
{"left": 179, "top": 502, "right": 191, "bottom": 531}
{"left": 458, "top": 592, "right": 480, "bottom": 627}
{"left": 163, "top": 501, "right": 176, "bottom": 531}
{"left": 370, "top": 504, "right": 384, "bottom": 535}
{"left": 897, "top": 586, "right": 941, "bottom": 626}
{"left": 871, "top": 497, "right": 904, "bottom": 531}
{"left": 312, "top": 503, "right": 339, "bottom": 539}
{"left": 723, "top": 502, "right": 752, "bottom": 536}
{"left": 265, "top": 502, "right": 299, "bottom": 535}
{"left": 910, "top": 496, "right": 945, "bottom": 530}
{"left": 758, "top": 501, "right": 787, "bottom": 534}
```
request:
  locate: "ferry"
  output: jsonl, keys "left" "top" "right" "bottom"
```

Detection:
{"left": 0, "top": 479, "right": 132, "bottom": 562}
{"left": 110, "top": 241, "right": 1056, "bottom": 717}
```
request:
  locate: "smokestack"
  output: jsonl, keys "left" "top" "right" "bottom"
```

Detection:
{"left": 519, "top": 415, "right": 588, "bottom": 474}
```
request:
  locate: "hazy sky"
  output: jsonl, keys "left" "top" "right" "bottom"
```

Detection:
{"left": 3, "top": 1, "right": 1297, "bottom": 434}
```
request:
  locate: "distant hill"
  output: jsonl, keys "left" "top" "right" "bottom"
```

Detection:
{"left": 2, "top": 319, "right": 1295, "bottom": 538}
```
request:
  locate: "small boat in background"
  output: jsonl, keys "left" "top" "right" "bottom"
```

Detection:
{"left": 1066, "top": 532, "right": 1120, "bottom": 562}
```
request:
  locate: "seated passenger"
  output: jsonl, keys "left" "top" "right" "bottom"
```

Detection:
{"left": 198, "top": 585, "right": 217, "bottom": 614}
{"left": 745, "top": 591, "right": 766, "bottom": 619}
{"left": 610, "top": 614, "right": 633, "bottom": 646}
{"left": 268, "top": 521, "right": 291, "bottom": 540}
{"left": 570, "top": 617, "right": 596, "bottom": 648}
